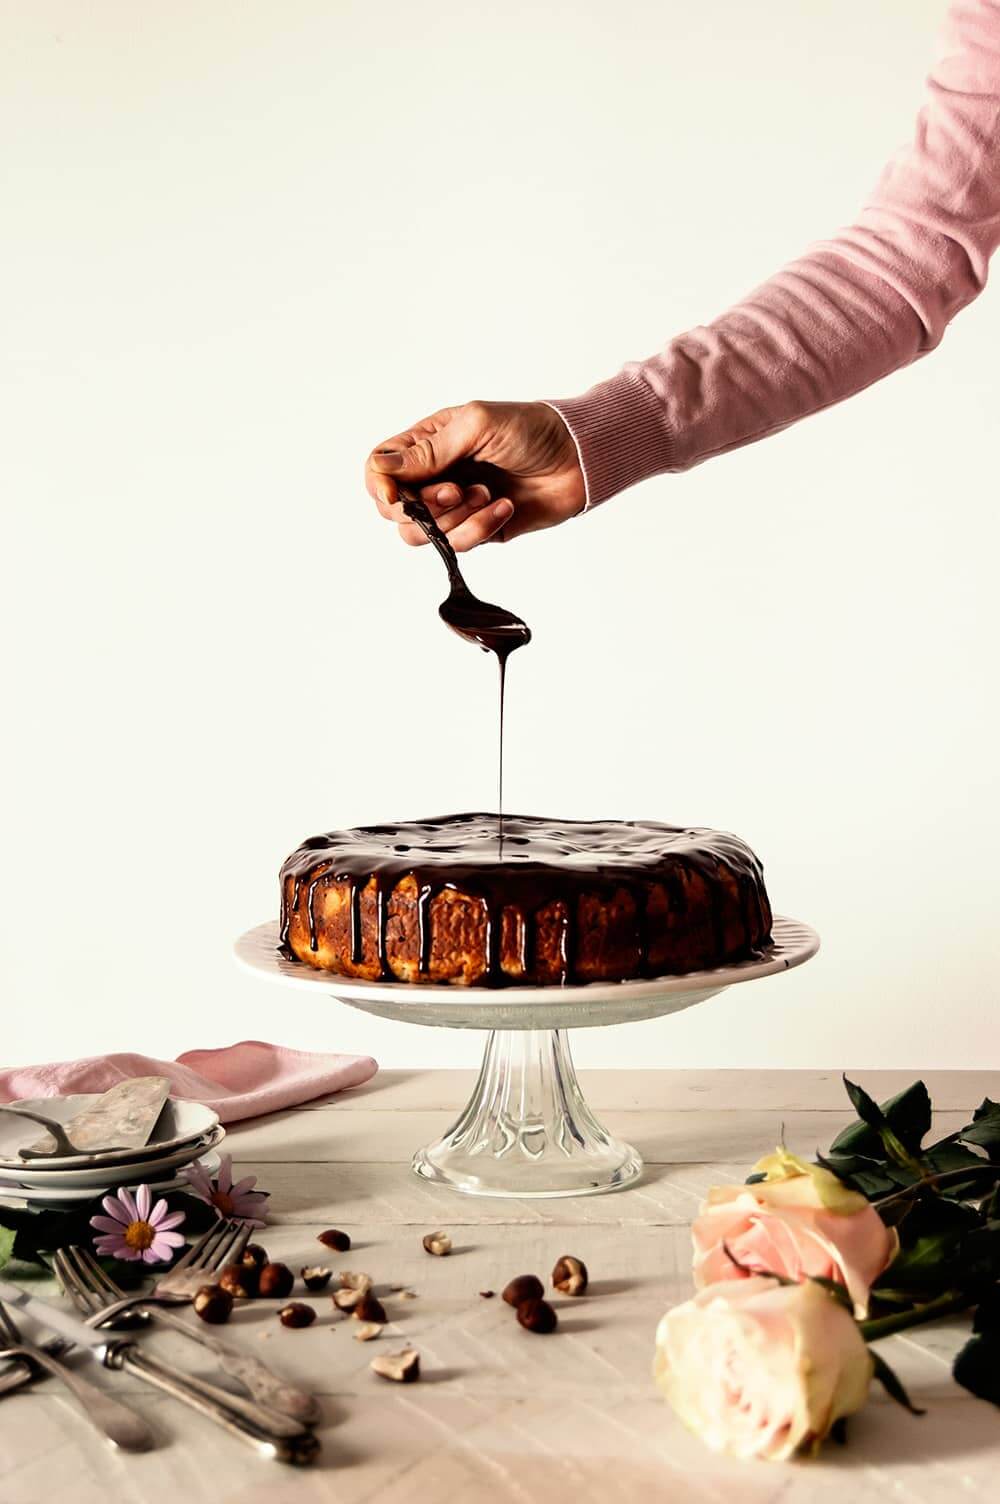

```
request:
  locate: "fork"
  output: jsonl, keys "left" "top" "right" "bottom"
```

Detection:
{"left": 0, "top": 1301, "right": 155, "bottom": 1451}
{"left": 54, "top": 1221, "right": 319, "bottom": 1423}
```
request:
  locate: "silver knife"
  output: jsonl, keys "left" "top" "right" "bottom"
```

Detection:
{"left": 23, "top": 1077, "right": 172, "bottom": 1158}
{"left": 0, "top": 1280, "right": 319, "bottom": 1464}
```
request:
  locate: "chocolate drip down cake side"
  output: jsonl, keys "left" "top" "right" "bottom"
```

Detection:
{"left": 279, "top": 813, "right": 773, "bottom": 987}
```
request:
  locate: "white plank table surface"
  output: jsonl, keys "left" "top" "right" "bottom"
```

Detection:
{"left": 2, "top": 1069, "right": 997, "bottom": 1503}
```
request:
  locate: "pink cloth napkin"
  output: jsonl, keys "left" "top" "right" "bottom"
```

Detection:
{"left": 0, "top": 1040, "right": 378, "bottom": 1124}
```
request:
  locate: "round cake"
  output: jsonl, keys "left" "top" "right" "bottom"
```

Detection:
{"left": 279, "top": 813, "right": 773, "bottom": 987}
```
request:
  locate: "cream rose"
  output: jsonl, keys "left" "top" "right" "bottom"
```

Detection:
{"left": 691, "top": 1149, "right": 898, "bottom": 1317}
{"left": 654, "top": 1276, "right": 873, "bottom": 1461}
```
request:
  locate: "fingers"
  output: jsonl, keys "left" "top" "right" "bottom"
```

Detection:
{"left": 396, "top": 484, "right": 493, "bottom": 546}
{"left": 366, "top": 403, "right": 491, "bottom": 509}
{"left": 446, "top": 498, "right": 514, "bottom": 552}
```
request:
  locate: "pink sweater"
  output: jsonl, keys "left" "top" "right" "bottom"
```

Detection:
{"left": 552, "top": 0, "right": 1000, "bottom": 508}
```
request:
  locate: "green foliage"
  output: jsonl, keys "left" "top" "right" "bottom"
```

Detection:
{"left": 953, "top": 1333, "right": 1000, "bottom": 1406}
{"left": 830, "top": 1079, "right": 931, "bottom": 1160}
{"left": 0, "top": 1226, "right": 15, "bottom": 1273}
{"left": 870, "top": 1350, "right": 926, "bottom": 1416}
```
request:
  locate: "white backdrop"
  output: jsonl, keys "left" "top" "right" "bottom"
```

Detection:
{"left": 3, "top": 0, "right": 997, "bottom": 1071}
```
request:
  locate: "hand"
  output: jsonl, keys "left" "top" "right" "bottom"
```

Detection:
{"left": 365, "top": 400, "right": 585, "bottom": 550}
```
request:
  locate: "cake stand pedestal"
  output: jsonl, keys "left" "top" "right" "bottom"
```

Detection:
{"left": 234, "top": 917, "right": 819, "bottom": 1199}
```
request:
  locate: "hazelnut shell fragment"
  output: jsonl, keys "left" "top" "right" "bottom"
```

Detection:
{"left": 318, "top": 1229, "right": 351, "bottom": 1252}
{"left": 193, "top": 1284, "right": 233, "bottom": 1324}
{"left": 258, "top": 1262, "right": 295, "bottom": 1300}
{"left": 332, "top": 1272, "right": 373, "bottom": 1311}
{"left": 516, "top": 1297, "right": 558, "bottom": 1334}
{"left": 354, "top": 1321, "right": 383, "bottom": 1342}
{"left": 278, "top": 1302, "right": 316, "bottom": 1328}
{"left": 370, "top": 1347, "right": 420, "bottom": 1383}
{"left": 353, "top": 1293, "right": 388, "bottom": 1325}
{"left": 301, "top": 1265, "right": 333, "bottom": 1292}
{"left": 218, "top": 1262, "right": 259, "bottom": 1299}
{"left": 422, "top": 1230, "right": 452, "bottom": 1257}
{"left": 502, "top": 1274, "right": 544, "bottom": 1308}
{"left": 479, "top": 1290, "right": 495, "bottom": 1299}
{"left": 240, "top": 1244, "right": 269, "bottom": 1271}
{"left": 552, "top": 1255, "right": 589, "bottom": 1297}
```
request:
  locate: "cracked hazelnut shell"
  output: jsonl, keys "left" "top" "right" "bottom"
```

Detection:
{"left": 218, "top": 1262, "right": 259, "bottom": 1299}
{"left": 301, "top": 1265, "right": 333, "bottom": 1292}
{"left": 353, "top": 1292, "right": 388, "bottom": 1325}
{"left": 552, "top": 1255, "right": 589, "bottom": 1297}
{"left": 240, "top": 1244, "right": 269, "bottom": 1271}
{"left": 370, "top": 1348, "right": 420, "bottom": 1383}
{"left": 422, "top": 1230, "right": 452, "bottom": 1256}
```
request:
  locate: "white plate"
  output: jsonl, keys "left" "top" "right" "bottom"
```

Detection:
{"left": 0, "top": 1151, "right": 222, "bottom": 1206}
{"left": 0, "top": 1097, "right": 219, "bottom": 1171}
{"left": 2, "top": 1124, "right": 226, "bottom": 1188}
{"left": 235, "top": 916, "right": 820, "bottom": 1031}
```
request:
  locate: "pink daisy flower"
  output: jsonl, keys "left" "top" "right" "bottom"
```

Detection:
{"left": 90, "top": 1184, "right": 186, "bottom": 1264}
{"left": 182, "top": 1154, "right": 269, "bottom": 1228}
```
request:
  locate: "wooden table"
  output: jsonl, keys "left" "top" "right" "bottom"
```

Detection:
{"left": 3, "top": 1070, "right": 997, "bottom": 1502}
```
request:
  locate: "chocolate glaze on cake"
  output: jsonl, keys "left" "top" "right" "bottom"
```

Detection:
{"left": 279, "top": 813, "right": 773, "bottom": 987}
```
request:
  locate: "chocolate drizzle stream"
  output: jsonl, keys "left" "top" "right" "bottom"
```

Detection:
{"left": 279, "top": 813, "right": 772, "bottom": 987}
{"left": 398, "top": 492, "right": 530, "bottom": 847}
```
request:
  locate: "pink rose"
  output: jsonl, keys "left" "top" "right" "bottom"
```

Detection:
{"left": 654, "top": 1276, "right": 873, "bottom": 1461}
{"left": 692, "top": 1149, "right": 898, "bottom": 1317}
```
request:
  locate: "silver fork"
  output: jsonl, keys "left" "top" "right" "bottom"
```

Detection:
{"left": 54, "top": 1222, "right": 319, "bottom": 1424}
{"left": 0, "top": 1300, "right": 155, "bottom": 1451}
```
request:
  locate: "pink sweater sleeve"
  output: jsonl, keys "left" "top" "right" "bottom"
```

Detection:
{"left": 550, "top": 0, "right": 1000, "bottom": 508}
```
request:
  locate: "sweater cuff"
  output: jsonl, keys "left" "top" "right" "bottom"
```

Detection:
{"left": 544, "top": 367, "right": 679, "bottom": 510}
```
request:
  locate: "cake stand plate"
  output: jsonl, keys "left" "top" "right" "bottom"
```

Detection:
{"left": 235, "top": 917, "right": 818, "bottom": 1199}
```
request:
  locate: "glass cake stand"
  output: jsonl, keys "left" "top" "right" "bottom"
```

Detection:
{"left": 234, "top": 917, "right": 819, "bottom": 1199}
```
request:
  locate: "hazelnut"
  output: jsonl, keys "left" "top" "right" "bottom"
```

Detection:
{"left": 193, "top": 1284, "right": 233, "bottom": 1324}
{"left": 318, "top": 1229, "right": 351, "bottom": 1253}
{"left": 332, "top": 1272, "right": 373, "bottom": 1311}
{"left": 301, "top": 1265, "right": 333, "bottom": 1292}
{"left": 502, "top": 1274, "right": 544, "bottom": 1308}
{"left": 353, "top": 1293, "right": 388, "bottom": 1325}
{"left": 218, "top": 1262, "right": 259, "bottom": 1300}
{"left": 354, "top": 1321, "right": 383, "bottom": 1342}
{"left": 278, "top": 1302, "right": 316, "bottom": 1329}
{"left": 370, "top": 1347, "right": 420, "bottom": 1383}
{"left": 552, "top": 1255, "right": 589, "bottom": 1297}
{"left": 421, "top": 1230, "right": 452, "bottom": 1257}
{"left": 516, "top": 1297, "right": 558, "bottom": 1334}
{"left": 240, "top": 1244, "right": 269, "bottom": 1271}
{"left": 258, "top": 1262, "right": 295, "bottom": 1300}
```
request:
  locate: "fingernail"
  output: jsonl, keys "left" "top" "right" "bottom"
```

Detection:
{"left": 373, "top": 449, "right": 403, "bottom": 471}
{"left": 493, "top": 500, "right": 513, "bottom": 520}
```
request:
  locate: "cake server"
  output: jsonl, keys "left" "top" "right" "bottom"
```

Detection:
{"left": 18, "top": 1076, "right": 172, "bottom": 1160}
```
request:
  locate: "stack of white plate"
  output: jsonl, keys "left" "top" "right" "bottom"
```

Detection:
{"left": 0, "top": 1096, "right": 224, "bottom": 1206}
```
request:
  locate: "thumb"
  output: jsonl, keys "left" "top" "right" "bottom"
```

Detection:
{"left": 369, "top": 404, "right": 487, "bottom": 483}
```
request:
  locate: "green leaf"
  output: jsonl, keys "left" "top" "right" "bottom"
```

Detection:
{"left": 0, "top": 1226, "right": 15, "bottom": 1272}
{"left": 880, "top": 1198, "right": 981, "bottom": 1297}
{"left": 831, "top": 1079, "right": 932, "bottom": 1160}
{"left": 870, "top": 1350, "right": 926, "bottom": 1416}
{"left": 815, "top": 1151, "right": 901, "bottom": 1201}
{"left": 835, "top": 1077, "right": 927, "bottom": 1175}
{"left": 960, "top": 1099, "right": 1000, "bottom": 1164}
{"left": 954, "top": 1332, "right": 1000, "bottom": 1406}
{"left": 923, "top": 1138, "right": 994, "bottom": 1199}
{"left": 961, "top": 1221, "right": 1000, "bottom": 1290}
{"left": 744, "top": 1171, "right": 766, "bottom": 1185}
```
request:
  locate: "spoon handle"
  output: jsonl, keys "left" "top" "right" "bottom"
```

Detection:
{"left": 399, "top": 491, "right": 468, "bottom": 594}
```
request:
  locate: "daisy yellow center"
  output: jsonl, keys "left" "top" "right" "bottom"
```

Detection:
{"left": 123, "top": 1219, "right": 155, "bottom": 1251}
{"left": 211, "top": 1190, "right": 235, "bottom": 1215}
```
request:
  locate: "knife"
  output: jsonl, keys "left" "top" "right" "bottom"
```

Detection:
{"left": 0, "top": 1280, "right": 319, "bottom": 1464}
{"left": 22, "top": 1077, "right": 172, "bottom": 1159}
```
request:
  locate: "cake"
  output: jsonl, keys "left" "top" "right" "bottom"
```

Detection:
{"left": 279, "top": 813, "right": 772, "bottom": 987}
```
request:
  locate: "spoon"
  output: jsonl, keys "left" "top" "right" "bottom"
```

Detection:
{"left": 400, "top": 490, "right": 531, "bottom": 661}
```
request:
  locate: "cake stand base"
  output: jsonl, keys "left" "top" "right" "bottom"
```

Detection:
{"left": 411, "top": 1028, "right": 642, "bottom": 1198}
